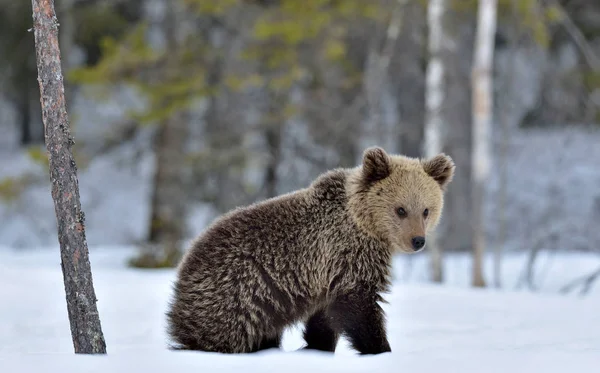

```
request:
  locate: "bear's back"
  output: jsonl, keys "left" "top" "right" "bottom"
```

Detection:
{"left": 176, "top": 169, "right": 352, "bottom": 288}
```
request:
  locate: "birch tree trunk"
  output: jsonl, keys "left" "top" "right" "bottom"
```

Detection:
{"left": 424, "top": 0, "right": 446, "bottom": 283}
{"left": 31, "top": 0, "right": 106, "bottom": 354}
{"left": 471, "top": 0, "right": 498, "bottom": 288}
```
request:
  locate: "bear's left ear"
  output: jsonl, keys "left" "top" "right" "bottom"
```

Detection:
{"left": 422, "top": 153, "right": 455, "bottom": 190}
{"left": 362, "top": 146, "right": 392, "bottom": 184}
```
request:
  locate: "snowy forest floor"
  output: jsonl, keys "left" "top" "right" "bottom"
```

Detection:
{"left": 1, "top": 246, "right": 599, "bottom": 372}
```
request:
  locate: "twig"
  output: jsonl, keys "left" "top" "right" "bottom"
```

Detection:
{"left": 560, "top": 266, "right": 600, "bottom": 295}
{"left": 548, "top": 0, "right": 599, "bottom": 70}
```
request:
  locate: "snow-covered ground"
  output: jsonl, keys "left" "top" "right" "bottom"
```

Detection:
{"left": 1, "top": 246, "right": 599, "bottom": 372}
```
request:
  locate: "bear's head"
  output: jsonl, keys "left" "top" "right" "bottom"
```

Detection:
{"left": 348, "top": 146, "right": 455, "bottom": 254}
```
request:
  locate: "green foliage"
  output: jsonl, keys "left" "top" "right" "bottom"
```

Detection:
{"left": 249, "top": 0, "right": 378, "bottom": 64}
{"left": 0, "top": 177, "right": 25, "bottom": 202}
{"left": 183, "top": 0, "right": 239, "bottom": 15}
{"left": 69, "top": 23, "right": 160, "bottom": 85}
{"left": 70, "top": 20, "right": 206, "bottom": 124}
{"left": 235, "top": 0, "right": 382, "bottom": 102}
{"left": 224, "top": 73, "right": 265, "bottom": 91}
{"left": 0, "top": 171, "right": 41, "bottom": 203}
{"left": 544, "top": 4, "right": 563, "bottom": 24}
{"left": 25, "top": 146, "right": 49, "bottom": 169}
{"left": 68, "top": 0, "right": 383, "bottom": 130}
{"left": 583, "top": 71, "right": 600, "bottom": 92}
{"left": 505, "top": 0, "right": 552, "bottom": 47}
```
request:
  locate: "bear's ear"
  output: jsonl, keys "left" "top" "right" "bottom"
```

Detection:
{"left": 362, "top": 146, "right": 391, "bottom": 184}
{"left": 422, "top": 153, "right": 455, "bottom": 190}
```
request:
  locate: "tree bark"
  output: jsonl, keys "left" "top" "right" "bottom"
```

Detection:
{"left": 31, "top": 0, "right": 107, "bottom": 354}
{"left": 471, "top": 0, "right": 498, "bottom": 288}
{"left": 424, "top": 0, "right": 446, "bottom": 283}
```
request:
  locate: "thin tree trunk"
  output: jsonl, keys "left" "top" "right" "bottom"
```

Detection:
{"left": 146, "top": 111, "right": 189, "bottom": 261}
{"left": 424, "top": 0, "right": 446, "bottom": 283}
{"left": 471, "top": 0, "right": 497, "bottom": 288}
{"left": 495, "top": 0, "right": 521, "bottom": 289}
{"left": 495, "top": 78, "right": 509, "bottom": 289}
{"left": 431, "top": 3, "right": 476, "bottom": 258}
{"left": 394, "top": 1, "right": 426, "bottom": 158}
{"left": 19, "top": 88, "right": 32, "bottom": 145}
{"left": 264, "top": 120, "right": 282, "bottom": 199}
{"left": 31, "top": 0, "right": 106, "bottom": 354}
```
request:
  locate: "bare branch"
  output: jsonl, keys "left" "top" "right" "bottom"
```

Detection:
{"left": 560, "top": 266, "right": 600, "bottom": 295}
{"left": 548, "top": 0, "right": 600, "bottom": 70}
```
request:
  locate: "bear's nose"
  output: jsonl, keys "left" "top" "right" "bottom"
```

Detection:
{"left": 411, "top": 236, "right": 425, "bottom": 251}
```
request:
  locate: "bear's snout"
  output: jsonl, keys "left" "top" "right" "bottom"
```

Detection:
{"left": 411, "top": 236, "right": 425, "bottom": 251}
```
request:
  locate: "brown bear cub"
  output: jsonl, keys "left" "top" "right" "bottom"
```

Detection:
{"left": 166, "top": 147, "right": 455, "bottom": 355}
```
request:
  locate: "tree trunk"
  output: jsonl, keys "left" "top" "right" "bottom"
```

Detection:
{"left": 132, "top": 0, "right": 189, "bottom": 268}
{"left": 31, "top": 0, "right": 106, "bottom": 354}
{"left": 394, "top": 1, "right": 425, "bottom": 158}
{"left": 471, "top": 0, "right": 497, "bottom": 288}
{"left": 432, "top": 1, "right": 476, "bottom": 258}
{"left": 424, "top": 0, "right": 446, "bottom": 283}
{"left": 364, "top": 0, "right": 405, "bottom": 141}
{"left": 19, "top": 88, "right": 32, "bottom": 145}
{"left": 264, "top": 120, "right": 282, "bottom": 199}
{"left": 146, "top": 111, "right": 189, "bottom": 262}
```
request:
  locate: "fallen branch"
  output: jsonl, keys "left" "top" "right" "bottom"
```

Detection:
{"left": 560, "top": 266, "right": 600, "bottom": 295}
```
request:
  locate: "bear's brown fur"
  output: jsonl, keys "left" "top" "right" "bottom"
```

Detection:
{"left": 166, "top": 147, "right": 455, "bottom": 354}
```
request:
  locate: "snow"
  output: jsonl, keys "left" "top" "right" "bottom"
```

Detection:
{"left": 1, "top": 246, "right": 600, "bottom": 372}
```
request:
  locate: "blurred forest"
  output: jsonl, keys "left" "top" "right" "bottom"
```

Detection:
{"left": 1, "top": 0, "right": 599, "bottom": 288}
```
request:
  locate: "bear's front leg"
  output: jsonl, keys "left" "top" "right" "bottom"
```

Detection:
{"left": 329, "top": 287, "right": 391, "bottom": 355}
{"left": 302, "top": 309, "right": 339, "bottom": 352}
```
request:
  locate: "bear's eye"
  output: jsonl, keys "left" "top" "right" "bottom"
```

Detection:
{"left": 423, "top": 208, "right": 429, "bottom": 218}
{"left": 396, "top": 207, "right": 407, "bottom": 218}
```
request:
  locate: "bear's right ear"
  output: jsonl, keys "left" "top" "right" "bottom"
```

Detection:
{"left": 422, "top": 153, "right": 455, "bottom": 190}
{"left": 361, "top": 146, "right": 391, "bottom": 184}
